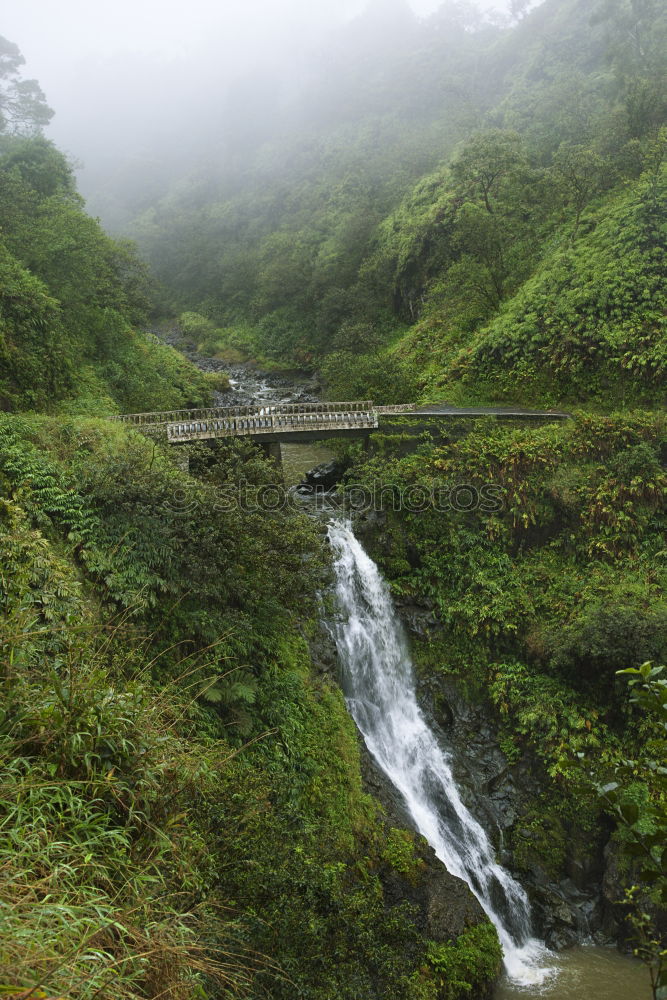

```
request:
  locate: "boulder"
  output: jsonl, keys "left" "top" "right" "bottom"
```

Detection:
{"left": 360, "top": 746, "right": 488, "bottom": 940}
{"left": 300, "top": 459, "right": 347, "bottom": 493}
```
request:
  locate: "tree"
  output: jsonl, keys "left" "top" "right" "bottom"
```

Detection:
{"left": 450, "top": 130, "right": 528, "bottom": 215}
{"left": 0, "top": 135, "right": 75, "bottom": 197}
{"left": 591, "top": 0, "right": 667, "bottom": 138}
{"left": 449, "top": 130, "right": 540, "bottom": 307}
{"left": 453, "top": 207, "right": 509, "bottom": 308}
{"left": 509, "top": 0, "right": 531, "bottom": 22}
{"left": 0, "top": 244, "right": 71, "bottom": 409}
{"left": 552, "top": 142, "right": 607, "bottom": 241}
{"left": 0, "top": 36, "right": 53, "bottom": 135}
{"left": 428, "top": 1, "right": 483, "bottom": 32}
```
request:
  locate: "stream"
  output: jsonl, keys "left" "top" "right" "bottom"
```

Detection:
{"left": 182, "top": 348, "right": 651, "bottom": 999}
{"left": 219, "top": 364, "right": 337, "bottom": 482}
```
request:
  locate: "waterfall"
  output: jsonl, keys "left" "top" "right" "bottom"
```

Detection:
{"left": 327, "top": 518, "right": 554, "bottom": 986}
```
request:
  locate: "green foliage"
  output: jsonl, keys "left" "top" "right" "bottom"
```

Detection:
{"left": 424, "top": 923, "right": 503, "bottom": 1000}
{"left": 489, "top": 661, "right": 607, "bottom": 780}
{"left": 0, "top": 501, "right": 255, "bottom": 997}
{"left": 552, "top": 141, "right": 607, "bottom": 239}
{"left": 321, "top": 349, "right": 418, "bottom": 404}
{"left": 343, "top": 410, "right": 666, "bottom": 889}
{"left": 178, "top": 310, "right": 290, "bottom": 368}
{"left": 352, "top": 411, "right": 666, "bottom": 686}
{"left": 0, "top": 411, "right": 322, "bottom": 709}
{"left": 125, "top": 0, "right": 666, "bottom": 403}
{"left": 128, "top": 3, "right": 517, "bottom": 359}
{"left": 2, "top": 5, "right": 666, "bottom": 995}
{"left": 444, "top": 170, "right": 666, "bottom": 405}
{"left": 179, "top": 309, "right": 218, "bottom": 342}
{"left": 0, "top": 134, "right": 74, "bottom": 196}
{"left": 0, "top": 243, "right": 71, "bottom": 410}
{"left": 199, "top": 666, "right": 258, "bottom": 735}
{"left": 543, "top": 588, "right": 667, "bottom": 686}
{"left": 509, "top": 802, "right": 569, "bottom": 880}
{"left": 595, "top": 664, "right": 667, "bottom": 1000}
{"left": 381, "top": 828, "right": 427, "bottom": 882}
{"left": 211, "top": 670, "right": 431, "bottom": 1000}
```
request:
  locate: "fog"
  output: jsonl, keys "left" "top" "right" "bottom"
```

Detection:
{"left": 2, "top": 0, "right": 530, "bottom": 223}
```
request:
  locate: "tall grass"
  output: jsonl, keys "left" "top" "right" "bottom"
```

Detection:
{"left": 0, "top": 604, "right": 265, "bottom": 999}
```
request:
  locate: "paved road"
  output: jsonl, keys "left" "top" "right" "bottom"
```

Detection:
{"left": 408, "top": 405, "right": 571, "bottom": 419}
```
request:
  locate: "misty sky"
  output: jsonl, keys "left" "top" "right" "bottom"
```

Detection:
{"left": 2, "top": 0, "right": 524, "bottom": 210}
{"left": 4, "top": 0, "right": 516, "bottom": 107}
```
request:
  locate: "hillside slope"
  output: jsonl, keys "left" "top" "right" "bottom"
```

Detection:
{"left": 0, "top": 7, "right": 665, "bottom": 998}
{"left": 395, "top": 166, "right": 666, "bottom": 406}
{"left": 0, "top": 37, "right": 501, "bottom": 1000}
{"left": 0, "top": 134, "right": 210, "bottom": 414}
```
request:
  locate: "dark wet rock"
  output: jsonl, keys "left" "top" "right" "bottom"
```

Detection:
{"left": 404, "top": 664, "right": 617, "bottom": 951}
{"left": 600, "top": 841, "right": 637, "bottom": 946}
{"left": 360, "top": 746, "right": 489, "bottom": 940}
{"left": 529, "top": 879, "right": 598, "bottom": 949}
{"left": 309, "top": 625, "right": 339, "bottom": 676}
{"left": 394, "top": 599, "right": 440, "bottom": 639}
{"left": 301, "top": 459, "right": 348, "bottom": 493}
{"left": 355, "top": 507, "right": 387, "bottom": 532}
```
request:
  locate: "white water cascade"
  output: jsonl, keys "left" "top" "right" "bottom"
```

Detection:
{"left": 327, "top": 519, "right": 554, "bottom": 987}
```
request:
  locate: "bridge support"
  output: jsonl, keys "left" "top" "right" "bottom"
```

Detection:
{"left": 173, "top": 449, "right": 189, "bottom": 474}
{"left": 261, "top": 441, "right": 283, "bottom": 475}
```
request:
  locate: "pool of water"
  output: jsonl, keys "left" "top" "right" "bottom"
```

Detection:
{"left": 280, "top": 441, "right": 336, "bottom": 486}
{"left": 495, "top": 945, "right": 649, "bottom": 999}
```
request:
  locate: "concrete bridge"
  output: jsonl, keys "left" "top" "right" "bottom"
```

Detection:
{"left": 110, "top": 400, "right": 570, "bottom": 445}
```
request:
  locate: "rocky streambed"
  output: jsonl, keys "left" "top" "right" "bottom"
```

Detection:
{"left": 155, "top": 324, "right": 321, "bottom": 408}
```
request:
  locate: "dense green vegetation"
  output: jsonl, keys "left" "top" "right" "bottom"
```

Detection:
{"left": 1, "top": 0, "right": 666, "bottom": 996}
{"left": 0, "top": 134, "right": 210, "bottom": 414}
{"left": 599, "top": 662, "right": 667, "bottom": 998}
{"left": 347, "top": 411, "right": 666, "bottom": 736}
{"left": 391, "top": 153, "right": 665, "bottom": 406}
{"left": 0, "top": 31, "right": 502, "bottom": 1000}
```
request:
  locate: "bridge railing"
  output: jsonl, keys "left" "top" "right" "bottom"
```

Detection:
{"left": 109, "top": 408, "right": 222, "bottom": 426}
{"left": 167, "top": 408, "right": 378, "bottom": 442}
{"left": 110, "top": 401, "right": 375, "bottom": 427}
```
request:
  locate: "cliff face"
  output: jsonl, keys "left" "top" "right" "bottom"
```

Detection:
{"left": 345, "top": 628, "right": 614, "bottom": 953}
{"left": 312, "top": 503, "right": 622, "bottom": 965}
{"left": 360, "top": 744, "right": 488, "bottom": 936}
{"left": 415, "top": 669, "right": 612, "bottom": 949}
